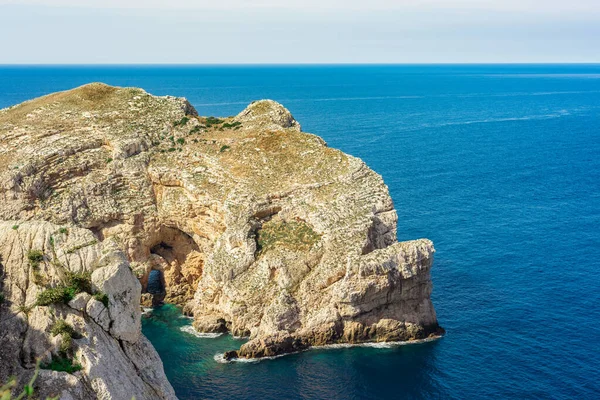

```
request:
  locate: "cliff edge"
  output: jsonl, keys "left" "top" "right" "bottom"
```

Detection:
{"left": 0, "top": 83, "right": 442, "bottom": 398}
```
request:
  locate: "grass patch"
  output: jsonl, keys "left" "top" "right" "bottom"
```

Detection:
{"left": 36, "top": 286, "right": 76, "bottom": 306}
{"left": 49, "top": 319, "right": 82, "bottom": 361}
{"left": 11, "top": 225, "right": 18, "bottom": 230}
{"left": 59, "top": 227, "right": 68, "bottom": 234}
{"left": 65, "top": 271, "right": 92, "bottom": 294}
{"left": 36, "top": 271, "right": 91, "bottom": 306}
{"left": 173, "top": 116, "right": 190, "bottom": 127}
{"left": 204, "top": 116, "right": 224, "bottom": 128}
{"left": 220, "top": 145, "right": 230, "bottom": 153}
{"left": 50, "top": 319, "right": 77, "bottom": 338}
{"left": 189, "top": 125, "right": 203, "bottom": 134}
{"left": 222, "top": 121, "right": 242, "bottom": 129}
{"left": 176, "top": 138, "right": 185, "bottom": 145}
{"left": 106, "top": 157, "right": 113, "bottom": 163}
{"left": 27, "top": 250, "right": 44, "bottom": 269}
{"left": 65, "top": 240, "right": 97, "bottom": 254}
{"left": 93, "top": 292, "right": 109, "bottom": 307}
{"left": 168, "top": 147, "right": 176, "bottom": 152}
{"left": 256, "top": 218, "right": 321, "bottom": 254}
{"left": 41, "top": 356, "right": 82, "bottom": 374}
{"left": 17, "top": 304, "right": 32, "bottom": 314}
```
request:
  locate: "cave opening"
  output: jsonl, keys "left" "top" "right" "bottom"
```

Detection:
{"left": 147, "top": 270, "right": 165, "bottom": 295}
{"left": 140, "top": 226, "right": 204, "bottom": 307}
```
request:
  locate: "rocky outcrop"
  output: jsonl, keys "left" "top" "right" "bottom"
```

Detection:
{"left": 0, "top": 83, "right": 442, "bottom": 396}
{"left": 0, "top": 221, "right": 175, "bottom": 399}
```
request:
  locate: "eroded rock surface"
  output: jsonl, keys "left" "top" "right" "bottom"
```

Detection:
{"left": 0, "top": 83, "right": 442, "bottom": 396}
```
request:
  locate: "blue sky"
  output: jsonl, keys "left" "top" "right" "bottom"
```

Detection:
{"left": 0, "top": 0, "right": 599, "bottom": 63}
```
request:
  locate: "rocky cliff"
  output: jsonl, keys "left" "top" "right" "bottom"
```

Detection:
{"left": 0, "top": 83, "right": 442, "bottom": 397}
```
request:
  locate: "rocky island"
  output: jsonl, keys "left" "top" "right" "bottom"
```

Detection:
{"left": 0, "top": 83, "right": 443, "bottom": 399}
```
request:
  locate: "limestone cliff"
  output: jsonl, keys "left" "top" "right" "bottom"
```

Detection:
{"left": 0, "top": 83, "right": 442, "bottom": 396}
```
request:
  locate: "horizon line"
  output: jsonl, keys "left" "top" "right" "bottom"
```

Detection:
{"left": 1, "top": 62, "right": 600, "bottom": 67}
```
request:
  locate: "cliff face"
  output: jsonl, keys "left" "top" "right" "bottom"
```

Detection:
{"left": 0, "top": 83, "right": 442, "bottom": 397}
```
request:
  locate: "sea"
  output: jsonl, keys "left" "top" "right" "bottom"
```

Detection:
{"left": 1, "top": 65, "right": 599, "bottom": 399}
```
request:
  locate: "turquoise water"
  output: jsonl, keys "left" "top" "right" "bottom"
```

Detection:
{"left": 1, "top": 65, "right": 600, "bottom": 399}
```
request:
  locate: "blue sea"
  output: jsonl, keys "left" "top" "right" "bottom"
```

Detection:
{"left": 1, "top": 65, "right": 599, "bottom": 399}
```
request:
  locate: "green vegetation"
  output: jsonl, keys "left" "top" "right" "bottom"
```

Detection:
{"left": 17, "top": 305, "right": 32, "bottom": 314}
{"left": 27, "top": 250, "right": 44, "bottom": 269}
{"left": 220, "top": 145, "right": 230, "bottom": 153}
{"left": 189, "top": 125, "right": 203, "bottom": 134}
{"left": 256, "top": 219, "right": 321, "bottom": 254}
{"left": 27, "top": 250, "right": 48, "bottom": 284}
{"left": 93, "top": 292, "right": 109, "bottom": 307}
{"left": 168, "top": 147, "right": 176, "bottom": 152}
{"left": 173, "top": 116, "right": 190, "bottom": 127}
{"left": 50, "top": 319, "right": 77, "bottom": 338}
{"left": 59, "top": 227, "right": 68, "bottom": 235}
{"left": 36, "top": 271, "right": 91, "bottom": 306}
{"left": 36, "top": 287, "right": 74, "bottom": 306}
{"left": 176, "top": 138, "right": 185, "bottom": 145}
{"left": 11, "top": 225, "right": 18, "bottom": 230}
{"left": 0, "top": 292, "right": 4, "bottom": 304}
{"left": 65, "top": 240, "right": 97, "bottom": 254}
{"left": 222, "top": 121, "right": 242, "bottom": 129}
{"left": 48, "top": 319, "right": 82, "bottom": 366}
{"left": 106, "top": 157, "right": 113, "bottom": 164}
{"left": 0, "top": 362, "right": 59, "bottom": 400}
{"left": 204, "top": 116, "right": 224, "bottom": 128}
{"left": 40, "top": 356, "right": 82, "bottom": 374}
{"left": 65, "top": 271, "right": 92, "bottom": 294}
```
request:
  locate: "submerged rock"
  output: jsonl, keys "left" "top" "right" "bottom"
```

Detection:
{"left": 0, "top": 83, "right": 442, "bottom": 397}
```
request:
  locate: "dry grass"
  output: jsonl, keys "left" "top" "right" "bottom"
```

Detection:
{"left": 256, "top": 217, "right": 321, "bottom": 254}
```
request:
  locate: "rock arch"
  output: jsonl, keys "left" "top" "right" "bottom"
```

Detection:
{"left": 139, "top": 225, "right": 204, "bottom": 307}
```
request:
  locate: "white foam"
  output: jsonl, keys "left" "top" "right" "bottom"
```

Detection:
{"left": 214, "top": 351, "right": 300, "bottom": 364}
{"left": 213, "top": 336, "right": 441, "bottom": 364}
{"left": 314, "top": 336, "right": 440, "bottom": 350}
{"left": 179, "top": 325, "right": 222, "bottom": 338}
{"left": 141, "top": 307, "right": 153, "bottom": 316}
{"left": 179, "top": 315, "right": 194, "bottom": 320}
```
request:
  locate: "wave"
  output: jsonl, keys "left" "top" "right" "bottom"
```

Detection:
{"left": 214, "top": 336, "right": 442, "bottom": 364}
{"left": 314, "top": 336, "right": 440, "bottom": 350}
{"left": 180, "top": 325, "right": 223, "bottom": 338}
{"left": 141, "top": 307, "right": 153, "bottom": 316}
{"left": 193, "top": 90, "right": 600, "bottom": 110}
{"left": 415, "top": 112, "right": 569, "bottom": 130}
{"left": 214, "top": 351, "right": 301, "bottom": 364}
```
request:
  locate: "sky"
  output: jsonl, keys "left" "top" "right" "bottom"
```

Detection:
{"left": 0, "top": 0, "right": 599, "bottom": 64}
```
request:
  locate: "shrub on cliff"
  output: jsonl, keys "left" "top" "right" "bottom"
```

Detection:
{"left": 27, "top": 249, "right": 44, "bottom": 269}
{"left": 36, "top": 272, "right": 92, "bottom": 306}
{"left": 173, "top": 116, "right": 189, "bottom": 127}
{"left": 50, "top": 319, "right": 77, "bottom": 337}
{"left": 41, "top": 356, "right": 82, "bottom": 374}
{"left": 50, "top": 319, "right": 81, "bottom": 357}
{"left": 36, "top": 287, "right": 75, "bottom": 306}
{"left": 65, "top": 271, "right": 92, "bottom": 294}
